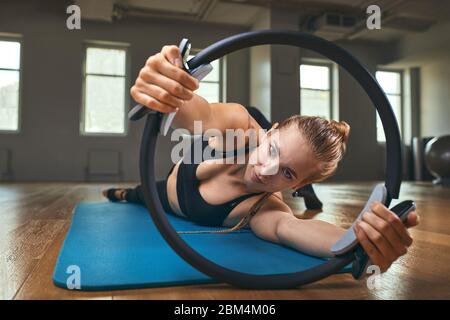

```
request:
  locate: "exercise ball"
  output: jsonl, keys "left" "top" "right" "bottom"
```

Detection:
{"left": 424, "top": 135, "right": 450, "bottom": 186}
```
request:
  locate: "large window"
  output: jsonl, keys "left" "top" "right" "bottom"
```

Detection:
{"left": 188, "top": 52, "right": 224, "bottom": 103}
{"left": 0, "top": 39, "right": 21, "bottom": 132}
{"left": 300, "top": 63, "right": 332, "bottom": 119}
{"left": 82, "top": 45, "right": 128, "bottom": 135}
{"left": 375, "top": 70, "right": 402, "bottom": 143}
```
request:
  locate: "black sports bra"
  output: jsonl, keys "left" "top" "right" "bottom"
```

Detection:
{"left": 175, "top": 138, "right": 263, "bottom": 226}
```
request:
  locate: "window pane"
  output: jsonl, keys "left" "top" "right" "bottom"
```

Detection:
{"left": 376, "top": 114, "right": 385, "bottom": 142}
{"left": 300, "top": 64, "right": 329, "bottom": 90}
{"left": 84, "top": 75, "right": 125, "bottom": 133}
{"left": 377, "top": 94, "right": 401, "bottom": 142}
{"left": 300, "top": 89, "right": 330, "bottom": 119}
{"left": 86, "top": 47, "right": 126, "bottom": 76}
{"left": 376, "top": 71, "right": 400, "bottom": 94}
{"left": 201, "top": 59, "right": 220, "bottom": 82}
{"left": 188, "top": 52, "right": 222, "bottom": 103}
{"left": 388, "top": 94, "right": 402, "bottom": 121}
{"left": 0, "top": 41, "right": 21, "bottom": 70}
{"left": 0, "top": 70, "right": 19, "bottom": 130}
{"left": 188, "top": 55, "right": 220, "bottom": 82}
{"left": 196, "top": 82, "right": 220, "bottom": 103}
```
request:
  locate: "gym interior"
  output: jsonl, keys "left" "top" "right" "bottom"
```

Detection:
{"left": 0, "top": 0, "right": 449, "bottom": 300}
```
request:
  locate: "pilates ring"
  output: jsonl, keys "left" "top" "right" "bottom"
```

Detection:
{"left": 134, "top": 29, "right": 405, "bottom": 289}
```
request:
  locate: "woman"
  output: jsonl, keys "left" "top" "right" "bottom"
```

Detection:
{"left": 105, "top": 45, "right": 419, "bottom": 273}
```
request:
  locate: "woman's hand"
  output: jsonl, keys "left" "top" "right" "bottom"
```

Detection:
{"left": 130, "top": 45, "right": 199, "bottom": 113}
{"left": 354, "top": 201, "right": 420, "bottom": 272}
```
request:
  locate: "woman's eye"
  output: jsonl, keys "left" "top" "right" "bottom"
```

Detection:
{"left": 282, "top": 168, "right": 292, "bottom": 179}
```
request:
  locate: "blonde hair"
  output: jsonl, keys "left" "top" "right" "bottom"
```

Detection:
{"left": 278, "top": 115, "right": 350, "bottom": 184}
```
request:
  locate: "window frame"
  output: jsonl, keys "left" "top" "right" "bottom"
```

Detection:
{"left": 80, "top": 41, "right": 130, "bottom": 137}
{"left": 190, "top": 48, "right": 226, "bottom": 103}
{"left": 0, "top": 34, "right": 23, "bottom": 134}
{"left": 299, "top": 60, "right": 334, "bottom": 120}
{"left": 375, "top": 68, "right": 404, "bottom": 144}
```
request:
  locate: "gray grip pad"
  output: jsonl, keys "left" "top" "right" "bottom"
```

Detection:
{"left": 330, "top": 183, "right": 387, "bottom": 255}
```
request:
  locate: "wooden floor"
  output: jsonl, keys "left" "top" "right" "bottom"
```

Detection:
{"left": 0, "top": 181, "right": 449, "bottom": 300}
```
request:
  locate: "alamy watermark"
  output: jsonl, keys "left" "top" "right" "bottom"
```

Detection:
{"left": 66, "top": 265, "right": 81, "bottom": 290}
{"left": 66, "top": 5, "right": 81, "bottom": 30}
{"left": 65, "top": 4, "right": 382, "bottom": 31}
{"left": 366, "top": 5, "right": 381, "bottom": 30}
{"left": 366, "top": 264, "right": 382, "bottom": 290}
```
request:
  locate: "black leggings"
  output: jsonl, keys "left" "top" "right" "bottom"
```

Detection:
{"left": 125, "top": 181, "right": 172, "bottom": 213}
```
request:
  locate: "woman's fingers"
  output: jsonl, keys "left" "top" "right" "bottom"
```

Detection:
{"left": 353, "top": 202, "right": 419, "bottom": 274}
{"left": 135, "top": 78, "right": 184, "bottom": 109}
{"left": 405, "top": 211, "right": 420, "bottom": 228}
{"left": 161, "top": 45, "right": 184, "bottom": 68}
{"left": 357, "top": 220, "right": 397, "bottom": 270}
{"left": 370, "top": 202, "right": 413, "bottom": 247}
{"left": 160, "top": 46, "right": 199, "bottom": 90}
{"left": 143, "top": 52, "right": 197, "bottom": 100}
{"left": 361, "top": 211, "right": 407, "bottom": 257}
{"left": 138, "top": 67, "right": 194, "bottom": 101}
{"left": 130, "top": 86, "right": 177, "bottom": 113}
{"left": 157, "top": 59, "right": 199, "bottom": 92}
{"left": 130, "top": 44, "right": 202, "bottom": 114}
{"left": 354, "top": 223, "right": 387, "bottom": 271}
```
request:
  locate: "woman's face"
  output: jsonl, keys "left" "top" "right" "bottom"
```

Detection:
{"left": 243, "top": 125, "right": 320, "bottom": 192}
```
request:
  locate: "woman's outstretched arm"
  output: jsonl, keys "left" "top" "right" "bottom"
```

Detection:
{"left": 249, "top": 200, "right": 345, "bottom": 258}
{"left": 249, "top": 198, "right": 419, "bottom": 272}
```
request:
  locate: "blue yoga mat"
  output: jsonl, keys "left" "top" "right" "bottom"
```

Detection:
{"left": 53, "top": 202, "right": 351, "bottom": 291}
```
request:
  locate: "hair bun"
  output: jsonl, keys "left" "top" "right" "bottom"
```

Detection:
{"left": 330, "top": 120, "right": 350, "bottom": 143}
